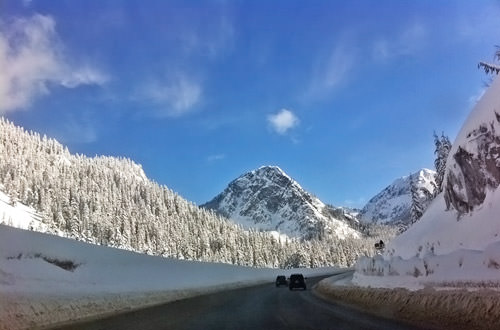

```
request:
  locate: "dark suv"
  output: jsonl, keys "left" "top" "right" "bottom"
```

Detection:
{"left": 275, "top": 275, "right": 287, "bottom": 287}
{"left": 289, "top": 273, "right": 306, "bottom": 290}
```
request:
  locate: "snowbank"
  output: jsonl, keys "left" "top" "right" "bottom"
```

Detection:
{"left": 315, "top": 277, "right": 500, "bottom": 330}
{"left": 0, "top": 225, "right": 337, "bottom": 330}
{"left": 353, "top": 241, "right": 500, "bottom": 290}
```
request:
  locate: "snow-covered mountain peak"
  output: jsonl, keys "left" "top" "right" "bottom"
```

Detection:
{"left": 255, "top": 165, "right": 286, "bottom": 175}
{"left": 360, "top": 168, "right": 436, "bottom": 225}
{"left": 240, "top": 165, "right": 309, "bottom": 200}
{"left": 202, "top": 166, "right": 360, "bottom": 240}
{"left": 245, "top": 165, "right": 295, "bottom": 187}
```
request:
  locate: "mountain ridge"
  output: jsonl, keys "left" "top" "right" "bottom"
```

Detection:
{"left": 202, "top": 165, "right": 362, "bottom": 240}
{"left": 359, "top": 168, "right": 437, "bottom": 226}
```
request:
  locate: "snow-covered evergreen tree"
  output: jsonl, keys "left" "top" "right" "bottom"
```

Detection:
{"left": 410, "top": 174, "right": 423, "bottom": 224}
{"left": 433, "top": 132, "right": 452, "bottom": 196}
{"left": 478, "top": 46, "right": 500, "bottom": 75}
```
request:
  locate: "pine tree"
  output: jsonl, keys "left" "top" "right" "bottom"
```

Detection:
{"left": 433, "top": 132, "right": 452, "bottom": 196}
{"left": 478, "top": 46, "right": 500, "bottom": 75}
{"left": 410, "top": 174, "right": 423, "bottom": 224}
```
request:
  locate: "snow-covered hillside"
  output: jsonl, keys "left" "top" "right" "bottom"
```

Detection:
{"left": 2, "top": 118, "right": 365, "bottom": 268}
{"left": 202, "top": 165, "right": 360, "bottom": 240}
{"left": 360, "top": 169, "right": 436, "bottom": 225}
{"left": 353, "top": 75, "right": 500, "bottom": 290}
{"left": 0, "top": 197, "right": 338, "bottom": 330}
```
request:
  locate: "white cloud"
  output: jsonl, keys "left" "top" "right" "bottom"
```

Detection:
{"left": 268, "top": 109, "right": 299, "bottom": 135}
{"left": 0, "top": 14, "right": 108, "bottom": 114}
{"left": 61, "top": 66, "right": 109, "bottom": 88}
{"left": 372, "top": 22, "right": 427, "bottom": 61}
{"left": 138, "top": 75, "right": 202, "bottom": 117}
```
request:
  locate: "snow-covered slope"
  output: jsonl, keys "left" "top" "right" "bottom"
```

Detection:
{"left": 360, "top": 169, "right": 436, "bottom": 225}
{"left": 353, "top": 75, "right": 500, "bottom": 290}
{"left": 202, "top": 166, "right": 360, "bottom": 240}
{"left": 388, "top": 75, "right": 500, "bottom": 258}
{"left": 0, "top": 188, "right": 45, "bottom": 230}
{"left": 0, "top": 196, "right": 338, "bottom": 330}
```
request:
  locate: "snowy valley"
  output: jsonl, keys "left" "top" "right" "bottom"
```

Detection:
{"left": 3, "top": 2, "right": 500, "bottom": 329}
{"left": 1, "top": 57, "right": 499, "bottom": 330}
{"left": 3, "top": 82, "right": 499, "bottom": 328}
{"left": 0, "top": 196, "right": 337, "bottom": 330}
{"left": 0, "top": 117, "right": 413, "bottom": 329}
{"left": 2, "top": 79, "right": 500, "bottom": 328}
{"left": 0, "top": 117, "right": 394, "bottom": 269}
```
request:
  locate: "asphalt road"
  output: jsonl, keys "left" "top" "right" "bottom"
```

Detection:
{"left": 51, "top": 273, "right": 425, "bottom": 330}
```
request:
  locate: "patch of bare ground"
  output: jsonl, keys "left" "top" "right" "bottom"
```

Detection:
{"left": 314, "top": 280, "right": 500, "bottom": 330}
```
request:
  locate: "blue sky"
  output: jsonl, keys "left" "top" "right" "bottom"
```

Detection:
{"left": 2, "top": 0, "right": 500, "bottom": 208}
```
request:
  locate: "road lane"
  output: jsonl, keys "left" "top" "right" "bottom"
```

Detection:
{"left": 51, "top": 273, "right": 425, "bottom": 330}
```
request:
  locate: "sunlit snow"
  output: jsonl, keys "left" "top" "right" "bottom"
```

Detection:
{"left": 0, "top": 195, "right": 337, "bottom": 330}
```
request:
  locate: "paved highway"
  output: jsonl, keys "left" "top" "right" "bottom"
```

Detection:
{"left": 51, "top": 273, "right": 425, "bottom": 330}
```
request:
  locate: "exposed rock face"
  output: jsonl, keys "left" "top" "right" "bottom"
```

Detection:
{"left": 202, "top": 166, "right": 360, "bottom": 240}
{"left": 444, "top": 117, "right": 500, "bottom": 214}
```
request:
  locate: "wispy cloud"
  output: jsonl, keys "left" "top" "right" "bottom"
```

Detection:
{"left": 136, "top": 75, "right": 202, "bottom": 117}
{"left": 305, "top": 38, "right": 357, "bottom": 100}
{"left": 268, "top": 109, "right": 299, "bottom": 135}
{"left": 206, "top": 154, "right": 226, "bottom": 163}
{"left": 0, "top": 14, "right": 109, "bottom": 114}
{"left": 180, "top": 15, "right": 234, "bottom": 59}
{"left": 372, "top": 22, "right": 427, "bottom": 61}
{"left": 61, "top": 66, "right": 109, "bottom": 88}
